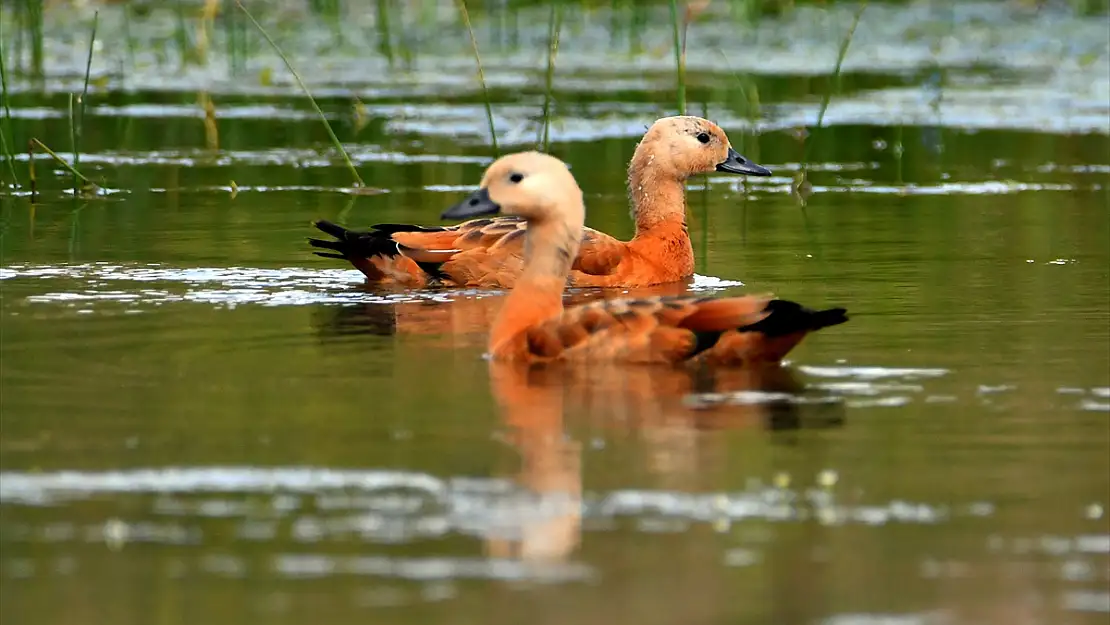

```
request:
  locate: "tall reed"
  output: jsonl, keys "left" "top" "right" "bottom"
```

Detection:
{"left": 669, "top": 0, "right": 709, "bottom": 116}
{"left": 225, "top": 0, "right": 247, "bottom": 76}
{"left": 800, "top": 1, "right": 867, "bottom": 180}
{"left": 174, "top": 0, "right": 192, "bottom": 67}
{"left": 539, "top": 3, "right": 563, "bottom": 152}
{"left": 25, "top": 0, "right": 45, "bottom": 79}
{"left": 668, "top": 0, "right": 686, "bottom": 115}
{"left": 236, "top": 0, "right": 366, "bottom": 188}
{"left": 195, "top": 0, "right": 220, "bottom": 66}
{"left": 71, "top": 11, "right": 98, "bottom": 196}
{"left": 455, "top": 0, "right": 499, "bottom": 156}
{"left": 123, "top": 3, "right": 136, "bottom": 70}
{"left": 374, "top": 0, "right": 396, "bottom": 69}
{"left": 0, "top": 11, "right": 18, "bottom": 187}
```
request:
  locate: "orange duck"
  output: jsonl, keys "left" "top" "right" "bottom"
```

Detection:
{"left": 438, "top": 151, "right": 848, "bottom": 365}
{"left": 308, "top": 115, "right": 771, "bottom": 289}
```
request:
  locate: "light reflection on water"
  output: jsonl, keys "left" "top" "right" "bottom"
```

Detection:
{"left": 0, "top": 465, "right": 995, "bottom": 527}
{"left": 2, "top": 465, "right": 1107, "bottom": 608}
{"left": 0, "top": 263, "right": 744, "bottom": 311}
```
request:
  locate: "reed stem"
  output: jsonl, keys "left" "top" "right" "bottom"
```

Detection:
{"left": 27, "top": 0, "right": 44, "bottom": 79}
{"left": 0, "top": 11, "right": 18, "bottom": 187}
{"left": 30, "top": 137, "right": 95, "bottom": 188}
{"left": 72, "top": 11, "right": 98, "bottom": 196}
{"left": 456, "top": 0, "right": 499, "bottom": 155}
{"left": 123, "top": 3, "right": 136, "bottom": 70}
{"left": 540, "top": 3, "right": 562, "bottom": 152}
{"left": 669, "top": 0, "right": 686, "bottom": 115}
{"left": 802, "top": 1, "right": 867, "bottom": 171}
{"left": 27, "top": 139, "right": 36, "bottom": 201}
{"left": 68, "top": 93, "right": 77, "bottom": 193}
{"left": 236, "top": 0, "right": 365, "bottom": 187}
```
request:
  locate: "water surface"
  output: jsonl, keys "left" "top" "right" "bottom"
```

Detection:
{"left": 1, "top": 1, "right": 1109, "bottom": 624}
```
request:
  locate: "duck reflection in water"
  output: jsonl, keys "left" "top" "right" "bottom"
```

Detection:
{"left": 480, "top": 358, "right": 845, "bottom": 566}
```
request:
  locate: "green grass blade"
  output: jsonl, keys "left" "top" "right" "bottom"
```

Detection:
{"left": 73, "top": 10, "right": 98, "bottom": 195}
{"left": 802, "top": 1, "right": 867, "bottom": 170}
{"left": 27, "top": 0, "right": 44, "bottom": 79}
{"left": 669, "top": 0, "right": 686, "bottom": 115}
{"left": 30, "top": 138, "right": 95, "bottom": 186}
{"left": 540, "top": 3, "right": 562, "bottom": 152}
{"left": 68, "top": 93, "right": 78, "bottom": 193}
{"left": 455, "top": 0, "right": 499, "bottom": 156}
{"left": 0, "top": 9, "right": 19, "bottom": 187}
{"left": 123, "top": 3, "right": 136, "bottom": 70}
{"left": 236, "top": 0, "right": 365, "bottom": 188}
{"left": 374, "top": 0, "right": 395, "bottom": 69}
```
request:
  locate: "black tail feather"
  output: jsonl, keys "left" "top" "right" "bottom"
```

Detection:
{"left": 309, "top": 220, "right": 457, "bottom": 261}
{"left": 313, "top": 219, "right": 353, "bottom": 240}
{"left": 308, "top": 220, "right": 401, "bottom": 260}
{"left": 739, "top": 300, "right": 849, "bottom": 336}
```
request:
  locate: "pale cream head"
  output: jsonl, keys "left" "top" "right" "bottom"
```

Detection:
{"left": 462, "top": 151, "right": 585, "bottom": 230}
{"left": 633, "top": 115, "right": 770, "bottom": 180}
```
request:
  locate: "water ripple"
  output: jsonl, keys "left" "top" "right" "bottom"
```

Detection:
{"left": 2, "top": 263, "right": 740, "bottom": 310}
{"left": 0, "top": 466, "right": 991, "bottom": 530}
{"left": 273, "top": 553, "right": 595, "bottom": 583}
{"left": 13, "top": 146, "right": 489, "bottom": 168}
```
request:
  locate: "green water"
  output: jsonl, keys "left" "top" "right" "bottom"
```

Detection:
{"left": 1, "top": 1, "right": 1109, "bottom": 624}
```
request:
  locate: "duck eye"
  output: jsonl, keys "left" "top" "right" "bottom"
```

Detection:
{"left": 509, "top": 172, "right": 524, "bottom": 183}
{"left": 696, "top": 132, "right": 711, "bottom": 144}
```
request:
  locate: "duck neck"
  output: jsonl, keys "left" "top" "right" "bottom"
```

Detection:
{"left": 490, "top": 218, "right": 582, "bottom": 355}
{"left": 627, "top": 152, "right": 694, "bottom": 272}
{"left": 627, "top": 151, "right": 689, "bottom": 235}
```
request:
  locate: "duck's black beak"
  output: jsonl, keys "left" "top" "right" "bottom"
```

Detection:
{"left": 715, "top": 147, "right": 772, "bottom": 176}
{"left": 441, "top": 187, "right": 501, "bottom": 220}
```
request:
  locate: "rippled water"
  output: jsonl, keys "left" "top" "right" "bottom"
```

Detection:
{"left": 2, "top": 1, "right": 1109, "bottom": 624}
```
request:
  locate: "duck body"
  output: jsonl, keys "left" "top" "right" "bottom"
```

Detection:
{"left": 309, "top": 115, "right": 771, "bottom": 289}
{"left": 439, "top": 151, "right": 848, "bottom": 367}
{"left": 493, "top": 293, "right": 847, "bottom": 366}
{"left": 310, "top": 216, "right": 692, "bottom": 289}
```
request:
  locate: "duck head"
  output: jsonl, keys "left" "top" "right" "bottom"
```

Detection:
{"left": 442, "top": 151, "right": 584, "bottom": 230}
{"left": 633, "top": 115, "right": 771, "bottom": 180}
